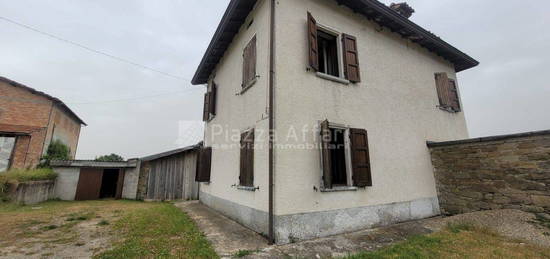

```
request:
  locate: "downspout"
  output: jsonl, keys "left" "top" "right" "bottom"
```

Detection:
{"left": 268, "top": 0, "right": 276, "bottom": 245}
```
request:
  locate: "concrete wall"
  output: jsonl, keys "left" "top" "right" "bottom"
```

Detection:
{"left": 122, "top": 163, "right": 140, "bottom": 200}
{"left": 200, "top": 0, "right": 272, "bottom": 234}
{"left": 54, "top": 167, "right": 80, "bottom": 201}
{"left": 10, "top": 180, "right": 55, "bottom": 205}
{"left": 429, "top": 131, "right": 550, "bottom": 216}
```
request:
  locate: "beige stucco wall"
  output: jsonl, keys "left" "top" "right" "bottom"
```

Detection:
{"left": 272, "top": 0, "right": 469, "bottom": 216}
{"left": 200, "top": 0, "right": 271, "bottom": 214}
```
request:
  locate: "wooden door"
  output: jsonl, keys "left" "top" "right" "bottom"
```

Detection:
{"left": 75, "top": 168, "right": 103, "bottom": 200}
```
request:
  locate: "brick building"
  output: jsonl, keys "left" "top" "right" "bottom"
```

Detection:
{"left": 0, "top": 77, "right": 86, "bottom": 171}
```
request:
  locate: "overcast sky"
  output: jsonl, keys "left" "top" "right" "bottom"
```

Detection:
{"left": 0, "top": 0, "right": 549, "bottom": 159}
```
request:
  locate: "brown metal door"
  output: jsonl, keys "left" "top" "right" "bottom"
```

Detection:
{"left": 75, "top": 168, "right": 103, "bottom": 200}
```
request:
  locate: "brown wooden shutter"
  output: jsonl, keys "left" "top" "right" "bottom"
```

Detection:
{"left": 350, "top": 128, "right": 372, "bottom": 187}
{"left": 307, "top": 12, "right": 319, "bottom": 71}
{"left": 242, "top": 36, "right": 257, "bottom": 87}
{"left": 434, "top": 73, "right": 450, "bottom": 108}
{"left": 239, "top": 129, "right": 254, "bottom": 187}
{"left": 209, "top": 82, "right": 217, "bottom": 116}
{"left": 196, "top": 147, "right": 212, "bottom": 182}
{"left": 202, "top": 92, "right": 210, "bottom": 121}
{"left": 342, "top": 34, "right": 361, "bottom": 83}
{"left": 448, "top": 79, "right": 461, "bottom": 112}
{"left": 320, "top": 120, "right": 332, "bottom": 189}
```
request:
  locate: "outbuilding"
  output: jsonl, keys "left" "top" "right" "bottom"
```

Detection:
{"left": 51, "top": 159, "right": 140, "bottom": 201}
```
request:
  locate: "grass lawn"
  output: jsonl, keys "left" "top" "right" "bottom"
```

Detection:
{"left": 0, "top": 200, "right": 217, "bottom": 258}
{"left": 97, "top": 202, "right": 218, "bottom": 258}
{"left": 343, "top": 223, "right": 550, "bottom": 259}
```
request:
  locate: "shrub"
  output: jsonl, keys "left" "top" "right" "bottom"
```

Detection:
{"left": 0, "top": 168, "right": 57, "bottom": 184}
{"left": 39, "top": 140, "right": 71, "bottom": 168}
{"left": 95, "top": 154, "right": 124, "bottom": 162}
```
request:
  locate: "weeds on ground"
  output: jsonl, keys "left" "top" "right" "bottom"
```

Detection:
{"left": 533, "top": 214, "right": 550, "bottom": 229}
{"left": 233, "top": 249, "right": 260, "bottom": 258}
{"left": 96, "top": 203, "right": 218, "bottom": 259}
{"left": 66, "top": 212, "right": 95, "bottom": 222}
{"left": 0, "top": 168, "right": 57, "bottom": 184}
{"left": 97, "top": 220, "right": 110, "bottom": 226}
{"left": 342, "top": 222, "right": 550, "bottom": 259}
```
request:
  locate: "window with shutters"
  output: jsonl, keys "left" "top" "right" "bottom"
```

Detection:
{"left": 239, "top": 129, "right": 254, "bottom": 187}
{"left": 317, "top": 30, "right": 340, "bottom": 77}
{"left": 320, "top": 120, "right": 372, "bottom": 191}
{"left": 307, "top": 12, "right": 361, "bottom": 83}
{"left": 202, "top": 82, "right": 217, "bottom": 121}
{"left": 196, "top": 146, "right": 212, "bottom": 183}
{"left": 242, "top": 35, "right": 257, "bottom": 90}
{"left": 434, "top": 73, "right": 461, "bottom": 113}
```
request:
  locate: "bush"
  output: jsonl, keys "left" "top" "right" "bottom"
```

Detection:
{"left": 39, "top": 140, "right": 71, "bottom": 168}
{"left": 0, "top": 168, "right": 57, "bottom": 185}
{"left": 95, "top": 154, "right": 124, "bottom": 162}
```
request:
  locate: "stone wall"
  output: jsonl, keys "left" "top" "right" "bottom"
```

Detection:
{"left": 428, "top": 130, "right": 550, "bottom": 215}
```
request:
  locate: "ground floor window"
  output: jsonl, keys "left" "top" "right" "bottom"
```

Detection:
{"left": 0, "top": 136, "right": 16, "bottom": 172}
{"left": 320, "top": 120, "right": 372, "bottom": 190}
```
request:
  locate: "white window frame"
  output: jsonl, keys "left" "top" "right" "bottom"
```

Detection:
{"left": 318, "top": 121, "right": 355, "bottom": 189}
{"left": 314, "top": 23, "right": 351, "bottom": 85}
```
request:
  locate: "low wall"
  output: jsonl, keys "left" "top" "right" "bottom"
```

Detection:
{"left": 428, "top": 130, "right": 550, "bottom": 215}
{"left": 10, "top": 180, "right": 56, "bottom": 205}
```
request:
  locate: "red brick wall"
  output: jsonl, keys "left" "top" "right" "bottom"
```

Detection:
{"left": 0, "top": 80, "right": 82, "bottom": 168}
{"left": 43, "top": 106, "right": 81, "bottom": 158}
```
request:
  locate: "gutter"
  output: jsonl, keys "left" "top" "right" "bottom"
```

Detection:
{"left": 268, "top": 0, "right": 276, "bottom": 245}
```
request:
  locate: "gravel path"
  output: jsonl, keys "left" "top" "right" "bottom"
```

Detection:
{"left": 424, "top": 209, "right": 550, "bottom": 247}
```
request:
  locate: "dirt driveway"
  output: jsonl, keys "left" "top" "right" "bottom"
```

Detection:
{"left": 0, "top": 200, "right": 151, "bottom": 258}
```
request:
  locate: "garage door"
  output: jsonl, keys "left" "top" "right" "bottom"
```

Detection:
{"left": 75, "top": 168, "right": 103, "bottom": 200}
{"left": 0, "top": 137, "right": 16, "bottom": 172}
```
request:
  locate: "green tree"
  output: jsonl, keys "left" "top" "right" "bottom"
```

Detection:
{"left": 39, "top": 140, "right": 71, "bottom": 168}
{"left": 95, "top": 153, "right": 124, "bottom": 162}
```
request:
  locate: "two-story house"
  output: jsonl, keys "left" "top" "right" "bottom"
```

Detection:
{"left": 192, "top": 0, "right": 478, "bottom": 244}
{"left": 0, "top": 77, "right": 86, "bottom": 171}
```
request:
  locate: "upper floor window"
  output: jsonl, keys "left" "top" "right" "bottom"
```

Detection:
{"left": 242, "top": 35, "right": 257, "bottom": 89}
{"left": 308, "top": 12, "right": 361, "bottom": 83}
{"left": 434, "top": 73, "right": 461, "bottom": 113}
{"left": 202, "top": 82, "right": 217, "bottom": 121}
{"left": 317, "top": 30, "right": 340, "bottom": 77}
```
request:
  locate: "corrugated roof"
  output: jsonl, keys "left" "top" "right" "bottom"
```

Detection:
{"left": 141, "top": 143, "right": 202, "bottom": 162}
{"left": 0, "top": 76, "right": 87, "bottom": 126}
{"left": 191, "top": 0, "right": 479, "bottom": 85}
{"left": 51, "top": 159, "right": 139, "bottom": 168}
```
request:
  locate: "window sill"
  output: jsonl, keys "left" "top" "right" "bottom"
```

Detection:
{"left": 238, "top": 76, "right": 258, "bottom": 95}
{"left": 316, "top": 72, "right": 350, "bottom": 85}
{"left": 320, "top": 186, "right": 358, "bottom": 193}
{"left": 236, "top": 185, "right": 258, "bottom": 192}
{"left": 438, "top": 106, "right": 461, "bottom": 113}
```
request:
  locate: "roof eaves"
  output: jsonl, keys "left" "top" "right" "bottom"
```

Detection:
{"left": 191, "top": 0, "right": 258, "bottom": 85}
{"left": 141, "top": 143, "right": 202, "bottom": 162}
{"left": 191, "top": 0, "right": 479, "bottom": 85}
